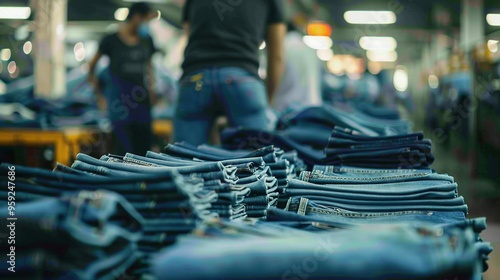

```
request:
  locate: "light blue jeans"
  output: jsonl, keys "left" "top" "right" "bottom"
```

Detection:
{"left": 174, "top": 67, "right": 271, "bottom": 145}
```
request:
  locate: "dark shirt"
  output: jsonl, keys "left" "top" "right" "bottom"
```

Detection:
{"left": 99, "top": 33, "right": 155, "bottom": 87}
{"left": 182, "top": 0, "right": 284, "bottom": 78}
{"left": 98, "top": 33, "right": 156, "bottom": 123}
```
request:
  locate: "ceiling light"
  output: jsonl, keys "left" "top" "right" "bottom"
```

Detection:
{"left": 303, "top": 36, "right": 333, "bottom": 50}
{"left": 74, "top": 42, "right": 86, "bottom": 62}
{"left": 74, "top": 42, "right": 84, "bottom": 53}
{"left": 487, "top": 40, "right": 498, "bottom": 53}
{"left": 366, "top": 50, "right": 398, "bottom": 62}
{"left": 393, "top": 66, "right": 408, "bottom": 92}
{"left": 1, "top": 49, "right": 11, "bottom": 61}
{"left": 259, "top": 41, "right": 266, "bottom": 50}
{"left": 486, "top": 14, "right": 500, "bottom": 26}
{"left": 428, "top": 75, "right": 439, "bottom": 89}
{"left": 307, "top": 22, "right": 332, "bottom": 37}
{"left": 344, "top": 11, "right": 396, "bottom": 24}
{"left": 7, "top": 61, "right": 16, "bottom": 74}
{"left": 0, "top": 7, "right": 31, "bottom": 19}
{"left": 317, "top": 49, "right": 334, "bottom": 61}
{"left": 115, "top": 8, "right": 129, "bottom": 21}
{"left": 359, "top": 36, "right": 397, "bottom": 51}
{"left": 23, "top": 41, "right": 32, "bottom": 55}
{"left": 156, "top": 10, "right": 161, "bottom": 20}
{"left": 327, "top": 56, "right": 344, "bottom": 76}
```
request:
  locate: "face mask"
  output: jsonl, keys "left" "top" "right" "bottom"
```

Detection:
{"left": 138, "top": 23, "right": 150, "bottom": 38}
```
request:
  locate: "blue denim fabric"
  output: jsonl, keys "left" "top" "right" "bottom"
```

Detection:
{"left": 73, "top": 153, "right": 237, "bottom": 183}
{"left": 221, "top": 127, "right": 325, "bottom": 168}
{"left": 354, "top": 102, "right": 401, "bottom": 120}
{"left": 152, "top": 223, "right": 482, "bottom": 280}
{"left": 163, "top": 143, "right": 278, "bottom": 163}
{"left": 299, "top": 170, "right": 453, "bottom": 184}
{"left": 271, "top": 198, "right": 467, "bottom": 226}
{"left": 174, "top": 67, "right": 271, "bottom": 145}
{"left": 286, "top": 179, "right": 458, "bottom": 196}
{"left": 312, "top": 165, "right": 434, "bottom": 175}
{"left": 0, "top": 190, "right": 143, "bottom": 248}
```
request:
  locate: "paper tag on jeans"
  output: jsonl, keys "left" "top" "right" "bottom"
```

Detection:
{"left": 297, "top": 198, "right": 309, "bottom": 216}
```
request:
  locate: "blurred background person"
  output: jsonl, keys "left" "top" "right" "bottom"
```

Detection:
{"left": 87, "top": 2, "right": 158, "bottom": 156}
{"left": 273, "top": 23, "right": 322, "bottom": 114}
{"left": 174, "top": 0, "right": 286, "bottom": 146}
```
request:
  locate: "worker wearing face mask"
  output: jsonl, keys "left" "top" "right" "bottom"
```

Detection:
{"left": 88, "top": 2, "right": 158, "bottom": 156}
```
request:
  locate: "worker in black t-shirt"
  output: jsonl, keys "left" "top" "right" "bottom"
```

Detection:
{"left": 174, "top": 0, "right": 286, "bottom": 145}
{"left": 87, "top": 2, "right": 157, "bottom": 156}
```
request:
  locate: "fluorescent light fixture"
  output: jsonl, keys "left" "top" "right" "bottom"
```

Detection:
{"left": 7, "top": 61, "right": 16, "bottom": 74}
{"left": 428, "top": 75, "right": 439, "bottom": 89}
{"left": 359, "top": 36, "right": 397, "bottom": 51}
{"left": 259, "top": 41, "right": 266, "bottom": 50}
{"left": 344, "top": 11, "right": 396, "bottom": 25}
{"left": 303, "top": 36, "right": 333, "bottom": 50}
{"left": 0, "top": 7, "right": 31, "bottom": 19}
{"left": 115, "top": 8, "right": 129, "bottom": 21}
{"left": 74, "top": 42, "right": 85, "bottom": 62}
{"left": 74, "top": 42, "right": 84, "bottom": 53}
{"left": 488, "top": 40, "right": 499, "bottom": 53}
{"left": 393, "top": 66, "right": 408, "bottom": 92}
{"left": 317, "top": 49, "right": 334, "bottom": 61}
{"left": 23, "top": 41, "right": 32, "bottom": 55}
{"left": 486, "top": 14, "right": 500, "bottom": 26}
{"left": 366, "top": 50, "right": 398, "bottom": 62}
{"left": 327, "top": 56, "right": 344, "bottom": 75}
{"left": 1, "top": 49, "right": 11, "bottom": 61}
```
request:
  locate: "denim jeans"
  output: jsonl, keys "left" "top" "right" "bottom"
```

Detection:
{"left": 271, "top": 198, "right": 467, "bottom": 226}
{"left": 299, "top": 170, "right": 453, "bottom": 184}
{"left": 221, "top": 127, "right": 325, "bottom": 168}
{"left": 0, "top": 190, "right": 144, "bottom": 248}
{"left": 73, "top": 153, "right": 237, "bottom": 183}
{"left": 312, "top": 165, "right": 434, "bottom": 175}
{"left": 174, "top": 67, "right": 271, "bottom": 146}
{"left": 286, "top": 179, "right": 458, "bottom": 196}
{"left": 152, "top": 223, "right": 482, "bottom": 280}
{"left": 280, "top": 106, "right": 380, "bottom": 136}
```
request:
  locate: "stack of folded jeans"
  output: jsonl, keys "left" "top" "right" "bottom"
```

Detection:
{"left": 276, "top": 168, "right": 467, "bottom": 225}
{"left": 152, "top": 221, "right": 489, "bottom": 280}
{"left": 0, "top": 190, "right": 143, "bottom": 280}
{"left": 279, "top": 105, "right": 411, "bottom": 136}
{"left": 221, "top": 128, "right": 325, "bottom": 168}
{"left": 323, "top": 130, "right": 434, "bottom": 169}
{"left": 73, "top": 151, "right": 278, "bottom": 220}
{"left": 149, "top": 143, "right": 299, "bottom": 218}
{"left": 101, "top": 151, "right": 252, "bottom": 220}
{"left": 0, "top": 161, "right": 215, "bottom": 278}
{"left": 354, "top": 102, "right": 401, "bottom": 120}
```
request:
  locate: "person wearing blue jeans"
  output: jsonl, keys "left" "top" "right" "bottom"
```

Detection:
{"left": 174, "top": 0, "right": 286, "bottom": 145}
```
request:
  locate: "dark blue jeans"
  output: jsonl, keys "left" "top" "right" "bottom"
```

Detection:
{"left": 174, "top": 67, "right": 271, "bottom": 145}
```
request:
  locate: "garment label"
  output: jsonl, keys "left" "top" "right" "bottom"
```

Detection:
{"left": 297, "top": 198, "right": 309, "bottom": 216}
{"left": 190, "top": 73, "right": 204, "bottom": 82}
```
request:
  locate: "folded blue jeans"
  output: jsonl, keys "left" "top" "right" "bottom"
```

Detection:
{"left": 152, "top": 223, "right": 482, "bottom": 279}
